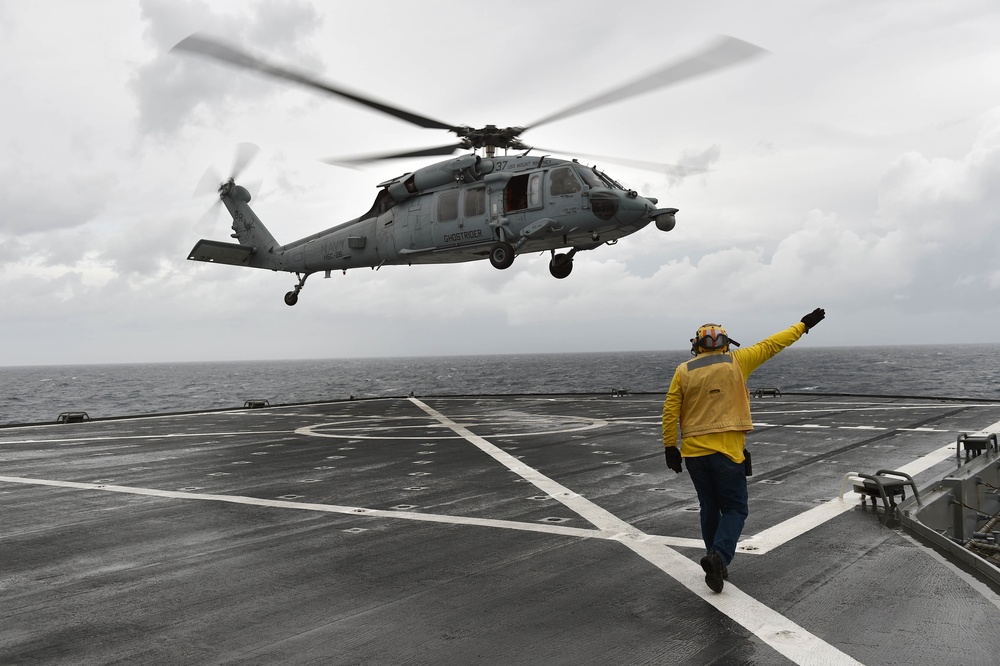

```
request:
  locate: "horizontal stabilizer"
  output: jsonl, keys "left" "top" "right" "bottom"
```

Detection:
{"left": 187, "top": 239, "right": 255, "bottom": 266}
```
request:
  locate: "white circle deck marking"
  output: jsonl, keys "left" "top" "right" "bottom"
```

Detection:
{"left": 296, "top": 412, "right": 607, "bottom": 440}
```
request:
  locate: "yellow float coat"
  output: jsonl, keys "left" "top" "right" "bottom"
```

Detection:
{"left": 662, "top": 322, "right": 807, "bottom": 464}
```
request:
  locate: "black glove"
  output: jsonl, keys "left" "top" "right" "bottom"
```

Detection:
{"left": 801, "top": 308, "right": 825, "bottom": 332}
{"left": 664, "top": 447, "right": 682, "bottom": 474}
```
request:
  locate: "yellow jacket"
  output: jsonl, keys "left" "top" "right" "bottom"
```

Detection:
{"left": 677, "top": 353, "right": 753, "bottom": 437}
{"left": 662, "top": 322, "right": 807, "bottom": 464}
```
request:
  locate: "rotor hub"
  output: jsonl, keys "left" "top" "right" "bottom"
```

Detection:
{"left": 455, "top": 125, "right": 528, "bottom": 152}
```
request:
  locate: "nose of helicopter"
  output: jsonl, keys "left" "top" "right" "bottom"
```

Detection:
{"left": 611, "top": 190, "right": 657, "bottom": 215}
{"left": 589, "top": 189, "right": 658, "bottom": 221}
{"left": 617, "top": 191, "right": 678, "bottom": 232}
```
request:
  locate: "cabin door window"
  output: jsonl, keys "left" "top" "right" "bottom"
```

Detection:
{"left": 505, "top": 173, "right": 542, "bottom": 212}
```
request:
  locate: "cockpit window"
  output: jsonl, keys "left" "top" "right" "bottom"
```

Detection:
{"left": 549, "top": 167, "right": 582, "bottom": 196}
{"left": 576, "top": 166, "right": 604, "bottom": 189}
{"left": 596, "top": 169, "right": 624, "bottom": 190}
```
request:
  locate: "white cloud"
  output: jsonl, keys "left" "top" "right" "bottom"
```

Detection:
{"left": 4, "top": 0, "right": 1000, "bottom": 364}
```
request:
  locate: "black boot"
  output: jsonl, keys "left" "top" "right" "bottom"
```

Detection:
{"left": 700, "top": 550, "right": 726, "bottom": 593}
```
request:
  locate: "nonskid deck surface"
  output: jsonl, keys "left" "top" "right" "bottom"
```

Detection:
{"left": 4, "top": 393, "right": 1000, "bottom": 665}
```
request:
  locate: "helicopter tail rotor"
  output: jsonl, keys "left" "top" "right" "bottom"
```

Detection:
{"left": 194, "top": 142, "right": 260, "bottom": 197}
{"left": 194, "top": 165, "right": 224, "bottom": 198}
{"left": 193, "top": 143, "right": 262, "bottom": 230}
{"left": 230, "top": 142, "right": 260, "bottom": 182}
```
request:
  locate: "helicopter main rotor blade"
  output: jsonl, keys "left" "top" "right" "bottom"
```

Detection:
{"left": 172, "top": 34, "right": 459, "bottom": 132}
{"left": 525, "top": 35, "right": 768, "bottom": 131}
{"left": 530, "top": 146, "right": 711, "bottom": 178}
{"left": 323, "top": 143, "right": 466, "bottom": 166}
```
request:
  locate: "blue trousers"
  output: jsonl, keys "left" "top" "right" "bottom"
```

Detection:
{"left": 686, "top": 452, "right": 748, "bottom": 566}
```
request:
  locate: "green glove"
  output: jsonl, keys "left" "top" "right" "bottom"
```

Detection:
{"left": 801, "top": 308, "right": 825, "bottom": 331}
{"left": 664, "top": 447, "right": 682, "bottom": 473}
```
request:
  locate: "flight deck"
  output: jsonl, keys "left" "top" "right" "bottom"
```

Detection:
{"left": 4, "top": 393, "right": 1000, "bottom": 665}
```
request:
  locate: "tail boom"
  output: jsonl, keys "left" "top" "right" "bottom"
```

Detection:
{"left": 188, "top": 182, "right": 285, "bottom": 270}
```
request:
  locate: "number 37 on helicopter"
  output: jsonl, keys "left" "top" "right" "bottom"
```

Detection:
{"left": 174, "top": 34, "right": 765, "bottom": 306}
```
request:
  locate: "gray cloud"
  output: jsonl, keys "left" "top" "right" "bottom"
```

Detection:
{"left": 4, "top": 0, "right": 1000, "bottom": 365}
{"left": 132, "top": 0, "right": 323, "bottom": 137}
{"left": 0, "top": 169, "right": 111, "bottom": 235}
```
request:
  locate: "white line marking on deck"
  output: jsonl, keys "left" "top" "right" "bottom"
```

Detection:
{"left": 408, "top": 398, "right": 863, "bottom": 666}
{"left": 737, "top": 434, "right": 977, "bottom": 556}
{"left": 9, "top": 400, "right": 996, "bottom": 665}
{"left": 737, "top": 501, "right": 859, "bottom": 555}
{"left": 0, "top": 475, "right": 602, "bottom": 540}
{"left": 0, "top": 431, "right": 290, "bottom": 445}
{"left": 755, "top": 403, "right": 998, "bottom": 414}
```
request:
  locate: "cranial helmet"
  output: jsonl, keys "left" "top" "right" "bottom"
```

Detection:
{"left": 690, "top": 323, "right": 739, "bottom": 355}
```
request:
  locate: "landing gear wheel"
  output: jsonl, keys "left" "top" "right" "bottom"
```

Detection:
{"left": 489, "top": 242, "right": 515, "bottom": 270}
{"left": 284, "top": 272, "right": 310, "bottom": 306}
{"left": 549, "top": 253, "right": 574, "bottom": 279}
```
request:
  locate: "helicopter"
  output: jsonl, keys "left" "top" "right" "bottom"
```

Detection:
{"left": 174, "top": 34, "right": 765, "bottom": 306}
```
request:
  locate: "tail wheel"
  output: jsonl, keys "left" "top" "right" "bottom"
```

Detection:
{"left": 284, "top": 272, "right": 310, "bottom": 306}
{"left": 489, "top": 242, "right": 515, "bottom": 270}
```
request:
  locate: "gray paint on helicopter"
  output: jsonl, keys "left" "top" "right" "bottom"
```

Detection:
{"left": 189, "top": 152, "right": 678, "bottom": 302}
{"left": 174, "top": 35, "right": 742, "bottom": 305}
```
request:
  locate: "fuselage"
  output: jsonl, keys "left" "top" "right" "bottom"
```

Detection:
{"left": 190, "top": 153, "right": 677, "bottom": 306}
{"left": 226, "top": 155, "right": 673, "bottom": 274}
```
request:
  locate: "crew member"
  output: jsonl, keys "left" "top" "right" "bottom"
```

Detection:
{"left": 662, "top": 309, "right": 826, "bottom": 592}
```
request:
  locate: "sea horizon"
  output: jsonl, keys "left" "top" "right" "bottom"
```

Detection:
{"left": 4, "top": 341, "right": 998, "bottom": 370}
{"left": 3, "top": 344, "right": 999, "bottom": 426}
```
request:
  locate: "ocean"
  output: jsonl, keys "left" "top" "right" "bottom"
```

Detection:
{"left": 2, "top": 344, "right": 999, "bottom": 426}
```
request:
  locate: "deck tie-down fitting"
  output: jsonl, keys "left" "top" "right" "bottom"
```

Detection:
{"left": 840, "top": 469, "right": 922, "bottom": 524}
{"left": 956, "top": 432, "right": 999, "bottom": 464}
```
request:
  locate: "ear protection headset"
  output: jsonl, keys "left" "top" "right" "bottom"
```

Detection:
{"left": 690, "top": 323, "right": 741, "bottom": 355}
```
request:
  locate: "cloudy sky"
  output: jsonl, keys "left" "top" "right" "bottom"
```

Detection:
{"left": 2, "top": 0, "right": 999, "bottom": 366}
